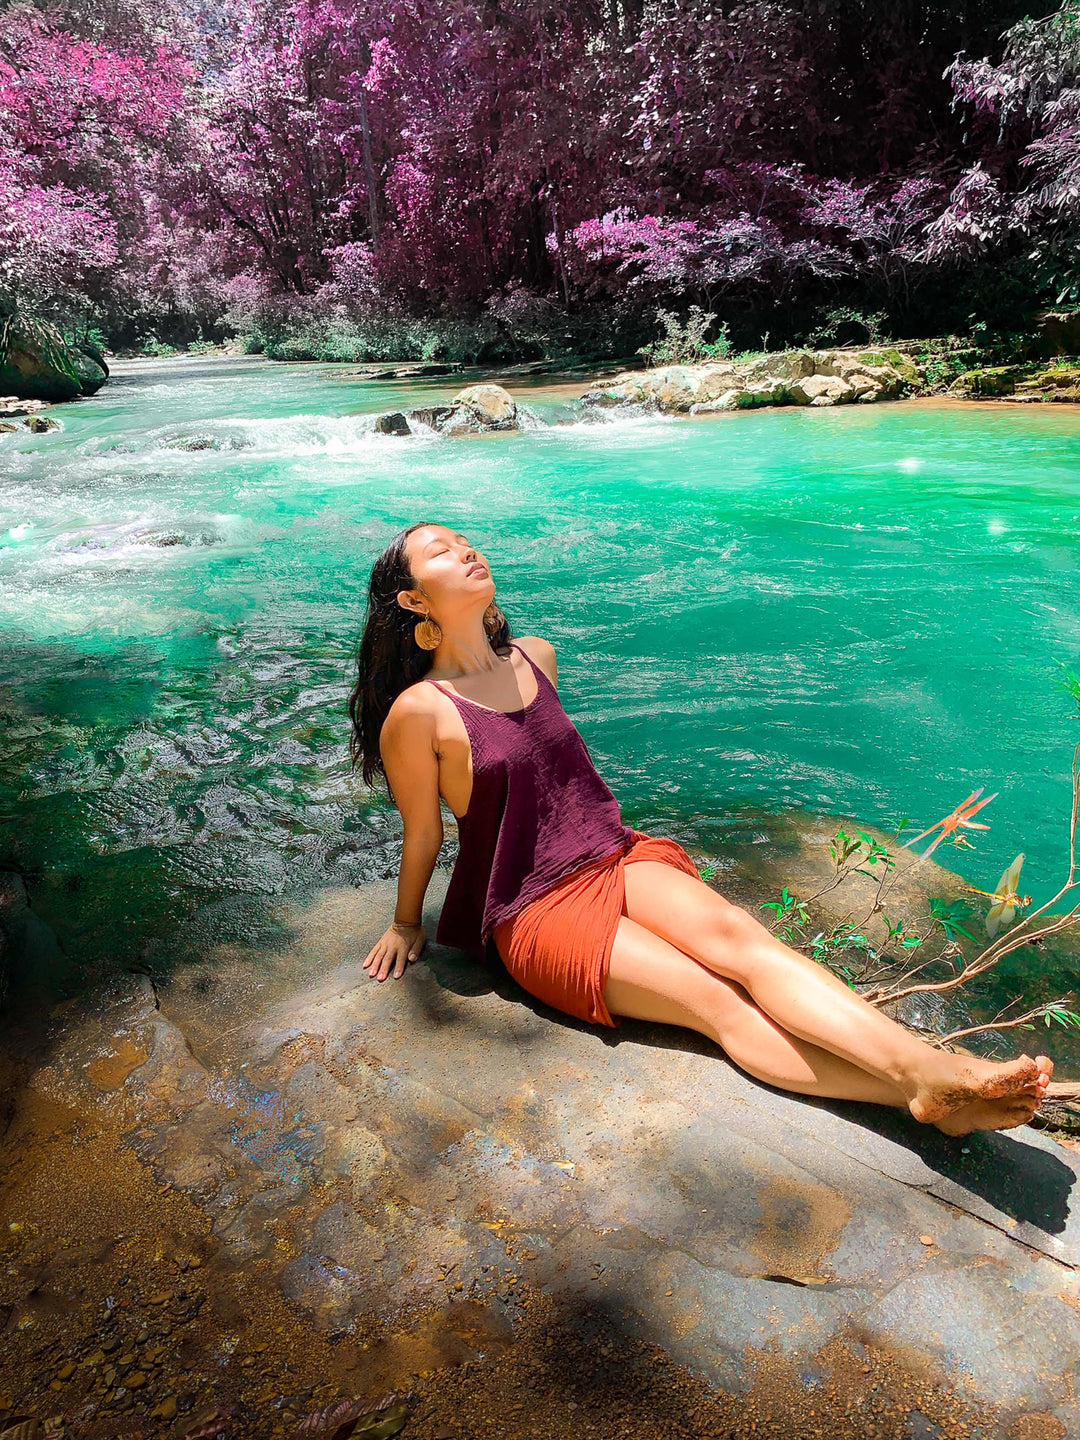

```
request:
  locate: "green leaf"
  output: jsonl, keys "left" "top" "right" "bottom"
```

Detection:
{"left": 1054, "top": 658, "right": 1080, "bottom": 714}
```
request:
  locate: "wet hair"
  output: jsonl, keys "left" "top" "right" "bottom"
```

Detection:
{"left": 347, "top": 521, "right": 512, "bottom": 789}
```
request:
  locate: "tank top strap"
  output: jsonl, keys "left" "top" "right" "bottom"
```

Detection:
{"left": 421, "top": 642, "right": 552, "bottom": 707}
{"left": 506, "top": 640, "right": 554, "bottom": 698}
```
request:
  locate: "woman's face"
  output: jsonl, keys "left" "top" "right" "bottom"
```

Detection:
{"left": 399, "top": 524, "right": 495, "bottom": 621}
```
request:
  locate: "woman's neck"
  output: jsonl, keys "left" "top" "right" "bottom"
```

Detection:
{"left": 429, "top": 620, "right": 505, "bottom": 677}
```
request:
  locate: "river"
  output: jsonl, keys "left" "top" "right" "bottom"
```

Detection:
{"left": 2, "top": 355, "right": 1079, "bottom": 1040}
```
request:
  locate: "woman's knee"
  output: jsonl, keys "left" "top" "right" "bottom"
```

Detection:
{"left": 697, "top": 897, "right": 774, "bottom": 979}
{"left": 604, "top": 916, "right": 745, "bottom": 1036}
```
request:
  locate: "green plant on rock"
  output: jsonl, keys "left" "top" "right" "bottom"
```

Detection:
{"left": 807, "top": 306, "right": 889, "bottom": 348}
{"left": 703, "top": 662, "right": 1080, "bottom": 1052}
{"left": 638, "top": 306, "right": 733, "bottom": 366}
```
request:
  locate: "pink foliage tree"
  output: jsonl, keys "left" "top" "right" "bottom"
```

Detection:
{"left": 0, "top": 0, "right": 1067, "bottom": 344}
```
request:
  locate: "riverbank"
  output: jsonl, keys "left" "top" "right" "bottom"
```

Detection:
{"left": 10, "top": 339, "right": 1080, "bottom": 432}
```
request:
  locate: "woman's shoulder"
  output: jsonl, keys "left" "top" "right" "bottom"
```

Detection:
{"left": 382, "top": 678, "right": 441, "bottom": 737}
{"left": 511, "top": 634, "right": 557, "bottom": 685}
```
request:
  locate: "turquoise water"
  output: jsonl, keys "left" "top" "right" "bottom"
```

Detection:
{"left": 2, "top": 356, "right": 1080, "bottom": 1003}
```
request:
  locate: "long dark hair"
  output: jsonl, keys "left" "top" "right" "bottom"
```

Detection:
{"left": 347, "top": 521, "right": 513, "bottom": 788}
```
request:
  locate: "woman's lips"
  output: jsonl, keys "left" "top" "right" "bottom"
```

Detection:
{"left": 467, "top": 563, "right": 488, "bottom": 578}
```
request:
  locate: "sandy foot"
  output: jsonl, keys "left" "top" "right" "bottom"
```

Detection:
{"left": 909, "top": 1053, "right": 1046, "bottom": 1125}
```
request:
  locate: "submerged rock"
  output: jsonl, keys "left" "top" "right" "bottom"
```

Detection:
{"left": 161, "top": 432, "right": 250, "bottom": 451}
{"left": 586, "top": 347, "right": 919, "bottom": 417}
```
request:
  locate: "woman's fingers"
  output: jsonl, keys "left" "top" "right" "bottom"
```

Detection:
{"left": 361, "top": 928, "right": 425, "bottom": 982}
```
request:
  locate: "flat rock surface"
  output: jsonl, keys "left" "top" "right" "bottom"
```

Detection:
{"left": 9, "top": 872, "right": 1080, "bottom": 1436}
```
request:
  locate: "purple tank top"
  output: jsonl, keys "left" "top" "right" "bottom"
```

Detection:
{"left": 426, "top": 642, "right": 634, "bottom": 956}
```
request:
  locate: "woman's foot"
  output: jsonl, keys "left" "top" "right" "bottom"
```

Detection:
{"left": 933, "top": 1091, "right": 1042, "bottom": 1136}
{"left": 926, "top": 1054, "right": 1053, "bottom": 1134}
{"left": 907, "top": 1052, "right": 1043, "bottom": 1125}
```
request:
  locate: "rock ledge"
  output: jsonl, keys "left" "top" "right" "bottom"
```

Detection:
{"left": 582, "top": 347, "right": 922, "bottom": 414}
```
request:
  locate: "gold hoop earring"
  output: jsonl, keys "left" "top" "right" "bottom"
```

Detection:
{"left": 483, "top": 603, "right": 502, "bottom": 637}
{"left": 414, "top": 616, "right": 442, "bottom": 650}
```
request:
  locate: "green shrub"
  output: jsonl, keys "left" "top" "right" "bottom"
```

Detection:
{"left": 637, "top": 306, "right": 733, "bottom": 366}
{"left": 139, "top": 336, "right": 178, "bottom": 357}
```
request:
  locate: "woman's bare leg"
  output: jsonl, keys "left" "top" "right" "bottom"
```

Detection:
{"left": 602, "top": 916, "right": 1042, "bottom": 1134}
{"left": 621, "top": 861, "right": 1051, "bottom": 1126}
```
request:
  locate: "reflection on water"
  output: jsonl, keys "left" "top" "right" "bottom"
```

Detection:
{"left": 2, "top": 356, "right": 1080, "bottom": 1024}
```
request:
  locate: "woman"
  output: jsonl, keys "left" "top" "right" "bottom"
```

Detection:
{"left": 348, "top": 521, "right": 1053, "bottom": 1135}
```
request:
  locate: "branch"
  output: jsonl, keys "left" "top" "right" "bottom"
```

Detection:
{"left": 933, "top": 998, "right": 1074, "bottom": 1047}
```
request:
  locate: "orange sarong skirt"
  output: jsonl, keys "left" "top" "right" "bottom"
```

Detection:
{"left": 492, "top": 829, "right": 700, "bottom": 1028}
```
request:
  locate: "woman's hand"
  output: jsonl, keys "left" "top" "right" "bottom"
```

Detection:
{"left": 362, "top": 922, "right": 426, "bottom": 982}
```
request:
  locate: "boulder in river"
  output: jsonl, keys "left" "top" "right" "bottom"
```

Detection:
{"left": 24, "top": 414, "right": 61, "bottom": 433}
{"left": 373, "top": 410, "right": 411, "bottom": 436}
{"left": 443, "top": 382, "right": 519, "bottom": 433}
{"left": 401, "top": 384, "right": 520, "bottom": 437}
{"left": 0, "top": 306, "right": 82, "bottom": 402}
{"left": 72, "top": 346, "right": 109, "bottom": 395}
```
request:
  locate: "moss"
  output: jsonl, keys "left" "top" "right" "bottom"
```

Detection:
{"left": 1022, "top": 365, "right": 1080, "bottom": 390}
{"left": 0, "top": 311, "right": 82, "bottom": 401}
{"left": 952, "top": 365, "right": 1021, "bottom": 397}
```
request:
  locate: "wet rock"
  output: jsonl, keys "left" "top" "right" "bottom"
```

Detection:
{"left": 0, "top": 420, "right": 20, "bottom": 433}
{"left": 133, "top": 523, "right": 221, "bottom": 547}
{"left": 162, "top": 434, "right": 217, "bottom": 451}
{"left": 24, "top": 415, "right": 61, "bottom": 433}
{"left": 393, "top": 362, "right": 459, "bottom": 377}
{"left": 446, "top": 383, "right": 518, "bottom": 432}
{"left": 73, "top": 348, "right": 109, "bottom": 396}
{"left": 406, "top": 404, "right": 453, "bottom": 431}
{"left": 372, "top": 412, "right": 411, "bottom": 436}
{"left": 0, "top": 396, "right": 50, "bottom": 418}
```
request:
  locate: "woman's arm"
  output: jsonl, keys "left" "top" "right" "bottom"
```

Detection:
{"left": 361, "top": 691, "right": 444, "bottom": 982}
